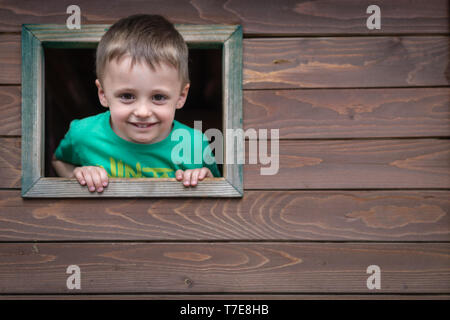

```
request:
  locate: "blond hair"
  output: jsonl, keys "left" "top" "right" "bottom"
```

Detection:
{"left": 96, "top": 14, "right": 189, "bottom": 89}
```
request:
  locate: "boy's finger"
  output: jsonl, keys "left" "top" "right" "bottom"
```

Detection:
{"left": 74, "top": 169, "right": 86, "bottom": 185}
{"left": 175, "top": 170, "right": 184, "bottom": 181}
{"left": 83, "top": 171, "right": 96, "bottom": 192}
{"left": 190, "top": 170, "right": 200, "bottom": 186}
{"left": 90, "top": 169, "right": 104, "bottom": 192}
{"left": 99, "top": 168, "right": 109, "bottom": 187}
{"left": 198, "top": 168, "right": 211, "bottom": 180}
{"left": 183, "top": 170, "right": 192, "bottom": 186}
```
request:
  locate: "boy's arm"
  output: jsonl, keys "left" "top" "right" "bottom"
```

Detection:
{"left": 52, "top": 153, "right": 75, "bottom": 178}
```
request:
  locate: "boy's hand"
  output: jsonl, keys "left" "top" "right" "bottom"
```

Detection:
{"left": 73, "top": 166, "right": 109, "bottom": 193}
{"left": 175, "top": 168, "right": 213, "bottom": 187}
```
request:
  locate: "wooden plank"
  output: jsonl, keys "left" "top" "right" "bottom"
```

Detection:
{"left": 223, "top": 25, "right": 243, "bottom": 194}
{"left": 23, "top": 178, "right": 242, "bottom": 198}
{"left": 21, "top": 25, "right": 45, "bottom": 197}
{"left": 24, "top": 24, "right": 237, "bottom": 44}
{"left": 0, "top": 0, "right": 447, "bottom": 34}
{"left": 2, "top": 36, "right": 449, "bottom": 87}
{"left": 244, "top": 88, "right": 450, "bottom": 139}
{"left": 0, "top": 190, "right": 448, "bottom": 241}
{"left": 3, "top": 87, "right": 449, "bottom": 139}
{"left": 244, "top": 37, "right": 449, "bottom": 89}
{"left": 0, "top": 86, "right": 21, "bottom": 135}
{"left": 0, "top": 242, "right": 448, "bottom": 293}
{"left": 2, "top": 138, "right": 450, "bottom": 189}
{"left": 245, "top": 139, "right": 450, "bottom": 189}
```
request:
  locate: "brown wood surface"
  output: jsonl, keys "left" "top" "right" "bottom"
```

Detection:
{"left": 2, "top": 86, "right": 448, "bottom": 139}
{"left": 0, "top": 86, "right": 20, "bottom": 136}
{"left": 245, "top": 139, "right": 450, "bottom": 189}
{"left": 244, "top": 37, "right": 450, "bottom": 89}
{"left": 0, "top": 0, "right": 447, "bottom": 34}
{"left": 244, "top": 88, "right": 450, "bottom": 139}
{"left": 0, "top": 138, "right": 20, "bottom": 188}
{"left": 0, "top": 34, "right": 20, "bottom": 84}
{"left": 0, "top": 190, "right": 448, "bottom": 241}
{"left": 2, "top": 138, "right": 449, "bottom": 189}
{"left": 1, "top": 36, "right": 449, "bottom": 88}
{"left": 0, "top": 242, "right": 448, "bottom": 293}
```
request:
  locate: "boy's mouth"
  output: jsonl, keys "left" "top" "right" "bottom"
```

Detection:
{"left": 129, "top": 122, "right": 158, "bottom": 129}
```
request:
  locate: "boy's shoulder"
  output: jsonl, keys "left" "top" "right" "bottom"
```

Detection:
{"left": 66, "top": 111, "right": 110, "bottom": 143}
{"left": 70, "top": 111, "right": 109, "bottom": 130}
{"left": 67, "top": 111, "right": 109, "bottom": 135}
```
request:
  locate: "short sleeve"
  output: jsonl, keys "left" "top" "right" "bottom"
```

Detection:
{"left": 54, "top": 120, "right": 82, "bottom": 165}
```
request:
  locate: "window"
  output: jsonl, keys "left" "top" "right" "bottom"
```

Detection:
{"left": 21, "top": 24, "right": 243, "bottom": 197}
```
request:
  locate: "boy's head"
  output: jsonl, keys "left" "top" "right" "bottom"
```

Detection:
{"left": 95, "top": 14, "right": 190, "bottom": 144}
{"left": 96, "top": 14, "right": 189, "bottom": 88}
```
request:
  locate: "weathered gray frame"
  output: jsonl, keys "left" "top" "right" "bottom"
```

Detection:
{"left": 21, "top": 24, "right": 243, "bottom": 198}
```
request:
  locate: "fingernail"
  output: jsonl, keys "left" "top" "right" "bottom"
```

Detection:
{"left": 98, "top": 187, "right": 103, "bottom": 193}
{"left": 89, "top": 186, "right": 95, "bottom": 191}
{"left": 103, "top": 182, "right": 108, "bottom": 187}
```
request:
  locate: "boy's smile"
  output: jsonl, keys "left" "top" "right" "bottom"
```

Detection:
{"left": 95, "top": 55, "right": 189, "bottom": 144}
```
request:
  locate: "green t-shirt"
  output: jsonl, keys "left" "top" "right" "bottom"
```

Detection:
{"left": 55, "top": 111, "right": 221, "bottom": 178}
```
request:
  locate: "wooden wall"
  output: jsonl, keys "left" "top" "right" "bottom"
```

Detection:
{"left": 0, "top": 0, "right": 449, "bottom": 299}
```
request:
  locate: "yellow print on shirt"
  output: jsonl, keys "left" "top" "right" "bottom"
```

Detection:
{"left": 99, "top": 157, "right": 174, "bottom": 178}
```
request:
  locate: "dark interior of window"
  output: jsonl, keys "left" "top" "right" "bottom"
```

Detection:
{"left": 44, "top": 47, "right": 223, "bottom": 177}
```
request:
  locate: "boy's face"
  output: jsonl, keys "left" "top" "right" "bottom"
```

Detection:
{"left": 95, "top": 55, "right": 189, "bottom": 144}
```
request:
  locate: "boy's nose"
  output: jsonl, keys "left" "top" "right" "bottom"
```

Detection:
{"left": 133, "top": 103, "right": 153, "bottom": 118}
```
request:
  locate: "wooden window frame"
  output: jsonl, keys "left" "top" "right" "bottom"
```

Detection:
{"left": 21, "top": 24, "right": 243, "bottom": 198}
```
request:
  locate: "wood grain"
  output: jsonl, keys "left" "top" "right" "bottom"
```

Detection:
{"left": 0, "top": 86, "right": 20, "bottom": 135}
{"left": 0, "top": 138, "right": 20, "bottom": 188}
{"left": 0, "top": 34, "right": 21, "bottom": 84}
{"left": 0, "top": 0, "right": 447, "bottom": 34}
{"left": 2, "top": 36, "right": 449, "bottom": 87}
{"left": 244, "top": 37, "right": 450, "bottom": 89}
{"left": 244, "top": 88, "right": 450, "bottom": 139}
{"left": 244, "top": 139, "right": 450, "bottom": 189}
{"left": 0, "top": 190, "right": 448, "bottom": 241}
{"left": 2, "top": 138, "right": 449, "bottom": 189}
{"left": 0, "top": 242, "right": 448, "bottom": 293}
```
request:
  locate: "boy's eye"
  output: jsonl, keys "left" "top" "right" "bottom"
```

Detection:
{"left": 119, "top": 93, "right": 135, "bottom": 101}
{"left": 153, "top": 94, "right": 167, "bottom": 102}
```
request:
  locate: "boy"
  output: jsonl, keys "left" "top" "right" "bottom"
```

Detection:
{"left": 52, "top": 14, "right": 221, "bottom": 193}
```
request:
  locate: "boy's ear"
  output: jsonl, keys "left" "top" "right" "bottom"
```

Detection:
{"left": 175, "top": 83, "right": 190, "bottom": 110}
{"left": 95, "top": 79, "right": 109, "bottom": 108}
